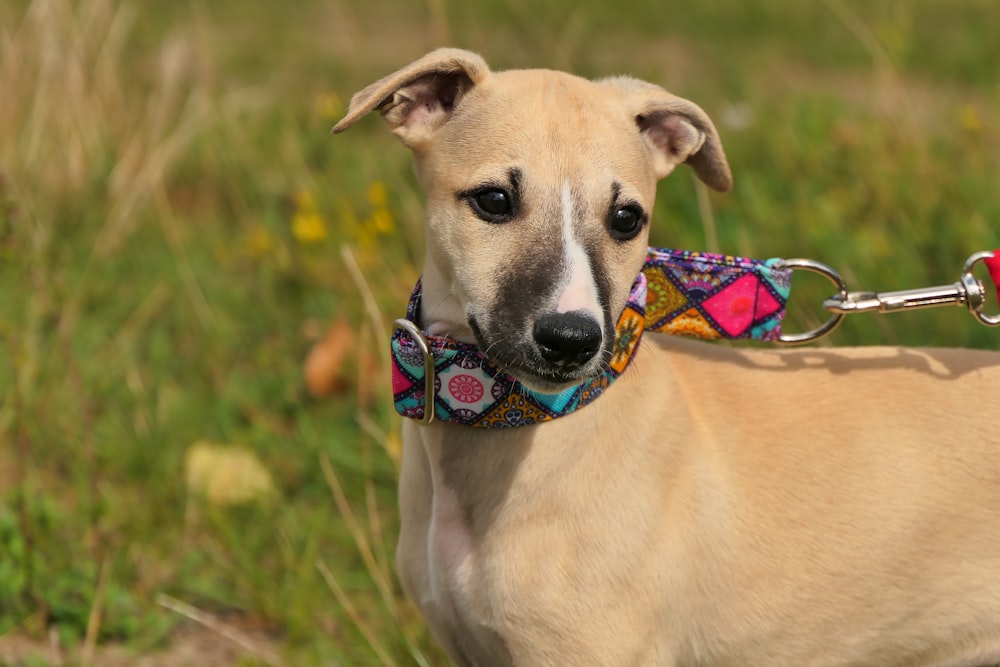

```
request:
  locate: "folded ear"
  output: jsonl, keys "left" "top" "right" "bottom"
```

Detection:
{"left": 332, "top": 48, "right": 490, "bottom": 150}
{"left": 601, "top": 76, "right": 732, "bottom": 192}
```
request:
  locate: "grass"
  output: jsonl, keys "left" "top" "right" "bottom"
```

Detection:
{"left": 0, "top": 0, "right": 998, "bottom": 664}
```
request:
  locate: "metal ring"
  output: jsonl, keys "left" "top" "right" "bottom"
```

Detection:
{"left": 393, "top": 318, "right": 437, "bottom": 425}
{"left": 773, "top": 258, "right": 849, "bottom": 344}
{"left": 963, "top": 251, "right": 1000, "bottom": 327}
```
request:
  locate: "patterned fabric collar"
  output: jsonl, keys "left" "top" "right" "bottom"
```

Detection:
{"left": 391, "top": 247, "right": 792, "bottom": 428}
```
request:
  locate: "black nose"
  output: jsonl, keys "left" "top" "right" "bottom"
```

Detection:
{"left": 532, "top": 312, "right": 603, "bottom": 368}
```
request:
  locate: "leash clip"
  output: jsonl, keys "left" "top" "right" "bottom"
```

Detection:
{"left": 777, "top": 251, "right": 1000, "bottom": 344}
{"left": 393, "top": 319, "right": 437, "bottom": 425}
{"left": 822, "top": 251, "right": 1000, "bottom": 327}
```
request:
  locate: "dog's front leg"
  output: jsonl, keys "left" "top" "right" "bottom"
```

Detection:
{"left": 397, "top": 423, "right": 516, "bottom": 667}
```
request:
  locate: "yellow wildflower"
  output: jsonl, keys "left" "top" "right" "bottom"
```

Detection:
{"left": 314, "top": 92, "right": 343, "bottom": 122}
{"left": 367, "top": 207, "right": 395, "bottom": 234}
{"left": 292, "top": 210, "right": 327, "bottom": 244}
{"left": 959, "top": 104, "right": 982, "bottom": 132}
{"left": 291, "top": 186, "right": 327, "bottom": 244}
{"left": 385, "top": 431, "right": 402, "bottom": 467}
{"left": 366, "top": 180, "right": 389, "bottom": 208}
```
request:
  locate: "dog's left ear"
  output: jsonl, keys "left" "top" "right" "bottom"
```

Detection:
{"left": 601, "top": 76, "right": 732, "bottom": 192}
{"left": 332, "top": 48, "right": 490, "bottom": 151}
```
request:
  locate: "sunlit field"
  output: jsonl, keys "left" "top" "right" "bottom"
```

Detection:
{"left": 1, "top": 0, "right": 998, "bottom": 664}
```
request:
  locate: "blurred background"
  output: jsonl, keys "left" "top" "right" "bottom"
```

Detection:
{"left": 1, "top": 0, "right": 998, "bottom": 664}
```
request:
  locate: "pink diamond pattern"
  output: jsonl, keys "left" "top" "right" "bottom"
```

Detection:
{"left": 702, "top": 274, "right": 762, "bottom": 337}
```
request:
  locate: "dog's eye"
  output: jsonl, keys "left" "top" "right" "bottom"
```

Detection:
{"left": 609, "top": 205, "right": 645, "bottom": 241}
{"left": 469, "top": 188, "right": 514, "bottom": 222}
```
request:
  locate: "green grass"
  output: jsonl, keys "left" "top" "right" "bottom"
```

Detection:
{"left": 1, "top": 0, "right": 998, "bottom": 664}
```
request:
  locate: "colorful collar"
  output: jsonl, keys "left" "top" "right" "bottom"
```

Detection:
{"left": 391, "top": 248, "right": 792, "bottom": 428}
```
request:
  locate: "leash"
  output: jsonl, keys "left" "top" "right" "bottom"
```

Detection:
{"left": 392, "top": 248, "right": 1000, "bottom": 427}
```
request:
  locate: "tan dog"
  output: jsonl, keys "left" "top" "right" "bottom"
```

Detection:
{"left": 334, "top": 49, "right": 1000, "bottom": 667}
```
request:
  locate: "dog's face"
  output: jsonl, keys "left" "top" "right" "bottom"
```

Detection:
{"left": 335, "top": 50, "right": 731, "bottom": 391}
{"left": 418, "top": 70, "right": 663, "bottom": 391}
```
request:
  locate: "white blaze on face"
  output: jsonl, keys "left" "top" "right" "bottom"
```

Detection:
{"left": 556, "top": 181, "right": 604, "bottom": 328}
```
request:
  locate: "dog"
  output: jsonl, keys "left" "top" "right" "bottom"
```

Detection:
{"left": 334, "top": 49, "right": 1000, "bottom": 666}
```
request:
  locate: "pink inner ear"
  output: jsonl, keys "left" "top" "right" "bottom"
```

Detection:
{"left": 645, "top": 115, "right": 702, "bottom": 158}
{"left": 405, "top": 95, "right": 445, "bottom": 128}
{"left": 397, "top": 74, "right": 468, "bottom": 129}
{"left": 657, "top": 116, "right": 701, "bottom": 157}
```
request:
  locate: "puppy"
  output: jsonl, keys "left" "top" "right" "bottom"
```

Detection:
{"left": 335, "top": 49, "right": 1000, "bottom": 667}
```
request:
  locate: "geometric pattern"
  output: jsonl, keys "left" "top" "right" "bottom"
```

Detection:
{"left": 643, "top": 247, "right": 791, "bottom": 342}
{"left": 391, "top": 246, "right": 792, "bottom": 428}
{"left": 391, "top": 273, "right": 648, "bottom": 428}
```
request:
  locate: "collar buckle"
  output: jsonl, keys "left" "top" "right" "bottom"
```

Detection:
{"left": 393, "top": 318, "right": 437, "bottom": 425}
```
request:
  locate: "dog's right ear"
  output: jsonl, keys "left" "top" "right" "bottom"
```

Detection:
{"left": 600, "top": 76, "right": 732, "bottom": 192}
{"left": 332, "top": 48, "right": 490, "bottom": 150}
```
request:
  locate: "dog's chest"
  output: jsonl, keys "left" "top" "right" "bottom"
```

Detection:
{"left": 424, "top": 434, "right": 524, "bottom": 608}
{"left": 417, "top": 439, "right": 519, "bottom": 665}
{"left": 417, "top": 429, "right": 679, "bottom": 666}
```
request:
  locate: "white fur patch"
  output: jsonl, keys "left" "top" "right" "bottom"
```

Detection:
{"left": 555, "top": 181, "right": 604, "bottom": 328}
{"left": 428, "top": 484, "right": 474, "bottom": 603}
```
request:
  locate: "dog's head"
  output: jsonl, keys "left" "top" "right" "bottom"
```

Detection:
{"left": 335, "top": 49, "right": 730, "bottom": 392}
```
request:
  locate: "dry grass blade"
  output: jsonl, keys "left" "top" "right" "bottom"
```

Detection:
{"left": 319, "top": 453, "right": 395, "bottom": 610}
{"left": 1, "top": 0, "right": 130, "bottom": 201}
{"left": 341, "top": 244, "right": 389, "bottom": 351}
{"left": 315, "top": 559, "right": 397, "bottom": 667}
{"left": 155, "top": 594, "right": 286, "bottom": 667}
{"left": 80, "top": 556, "right": 109, "bottom": 667}
{"left": 323, "top": 440, "right": 434, "bottom": 665}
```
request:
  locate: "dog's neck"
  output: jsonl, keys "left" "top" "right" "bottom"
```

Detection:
{"left": 415, "top": 253, "right": 474, "bottom": 341}
{"left": 391, "top": 247, "right": 793, "bottom": 428}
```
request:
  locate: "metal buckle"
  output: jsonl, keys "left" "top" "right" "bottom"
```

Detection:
{"left": 393, "top": 318, "right": 437, "bottom": 425}
{"left": 821, "top": 251, "right": 1000, "bottom": 327}
{"left": 772, "top": 258, "right": 848, "bottom": 345}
